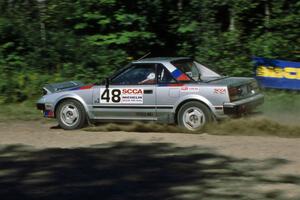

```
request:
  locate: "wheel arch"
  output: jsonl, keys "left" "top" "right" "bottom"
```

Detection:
{"left": 173, "top": 96, "right": 215, "bottom": 124}
{"left": 54, "top": 95, "right": 89, "bottom": 118}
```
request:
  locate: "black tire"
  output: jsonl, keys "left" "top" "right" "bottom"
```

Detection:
{"left": 177, "top": 101, "right": 212, "bottom": 131}
{"left": 55, "top": 99, "right": 87, "bottom": 130}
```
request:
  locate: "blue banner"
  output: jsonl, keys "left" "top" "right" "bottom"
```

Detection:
{"left": 253, "top": 57, "right": 300, "bottom": 90}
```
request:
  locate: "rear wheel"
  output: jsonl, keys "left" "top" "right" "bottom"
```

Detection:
{"left": 56, "top": 99, "right": 86, "bottom": 130}
{"left": 177, "top": 101, "right": 212, "bottom": 131}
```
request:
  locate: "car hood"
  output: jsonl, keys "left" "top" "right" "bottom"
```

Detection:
{"left": 43, "top": 81, "right": 85, "bottom": 95}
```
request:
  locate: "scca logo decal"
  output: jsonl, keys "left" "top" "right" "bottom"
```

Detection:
{"left": 257, "top": 66, "right": 300, "bottom": 80}
{"left": 122, "top": 89, "right": 143, "bottom": 94}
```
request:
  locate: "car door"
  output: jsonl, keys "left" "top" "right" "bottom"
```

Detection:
{"left": 156, "top": 64, "right": 182, "bottom": 121}
{"left": 92, "top": 63, "right": 157, "bottom": 121}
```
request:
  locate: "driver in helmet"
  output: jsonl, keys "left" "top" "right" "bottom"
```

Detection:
{"left": 139, "top": 72, "right": 156, "bottom": 84}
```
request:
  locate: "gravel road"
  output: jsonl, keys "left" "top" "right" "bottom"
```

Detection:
{"left": 0, "top": 120, "right": 300, "bottom": 199}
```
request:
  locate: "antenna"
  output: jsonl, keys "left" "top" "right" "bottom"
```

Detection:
{"left": 137, "top": 52, "right": 151, "bottom": 61}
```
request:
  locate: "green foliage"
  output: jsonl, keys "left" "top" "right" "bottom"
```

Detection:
{"left": 0, "top": 0, "right": 299, "bottom": 103}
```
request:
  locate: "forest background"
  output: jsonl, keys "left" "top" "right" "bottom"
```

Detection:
{"left": 0, "top": 0, "right": 299, "bottom": 103}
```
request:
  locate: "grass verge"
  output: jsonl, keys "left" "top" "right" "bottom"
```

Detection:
{"left": 0, "top": 101, "right": 42, "bottom": 122}
{"left": 258, "top": 90, "right": 300, "bottom": 125}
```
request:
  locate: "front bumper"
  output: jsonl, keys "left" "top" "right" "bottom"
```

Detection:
{"left": 223, "top": 93, "right": 264, "bottom": 115}
{"left": 36, "top": 103, "right": 55, "bottom": 118}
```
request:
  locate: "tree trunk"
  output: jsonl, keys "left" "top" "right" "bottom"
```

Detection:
{"left": 229, "top": 9, "right": 235, "bottom": 31}
{"left": 177, "top": 0, "right": 182, "bottom": 11}
{"left": 37, "top": 0, "right": 46, "bottom": 42}
{"left": 265, "top": 0, "right": 270, "bottom": 25}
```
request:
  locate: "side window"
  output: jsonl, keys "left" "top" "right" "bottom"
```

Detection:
{"left": 111, "top": 64, "right": 156, "bottom": 85}
{"left": 171, "top": 60, "right": 200, "bottom": 81}
{"left": 157, "top": 64, "right": 177, "bottom": 84}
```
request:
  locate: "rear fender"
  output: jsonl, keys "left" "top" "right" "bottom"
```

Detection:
{"left": 173, "top": 94, "right": 216, "bottom": 115}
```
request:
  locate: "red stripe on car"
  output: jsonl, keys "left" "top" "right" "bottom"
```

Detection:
{"left": 79, "top": 84, "right": 94, "bottom": 90}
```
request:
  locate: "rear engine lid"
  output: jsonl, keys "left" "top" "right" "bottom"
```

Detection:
{"left": 207, "top": 77, "right": 260, "bottom": 101}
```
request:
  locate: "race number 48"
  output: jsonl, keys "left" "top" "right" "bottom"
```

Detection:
{"left": 100, "top": 88, "right": 144, "bottom": 104}
{"left": 101, "top": 89, "right": 121, "bottom": 103}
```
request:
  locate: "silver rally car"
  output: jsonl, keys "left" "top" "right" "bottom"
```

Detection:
{"left": 37, "top": 57, "right": 264, "bottom": 131}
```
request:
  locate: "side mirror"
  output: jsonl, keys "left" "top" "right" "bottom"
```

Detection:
{"left": 105, "top": 78, "right": 110, "bottom": 88}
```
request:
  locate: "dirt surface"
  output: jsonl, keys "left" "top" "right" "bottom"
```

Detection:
{"left": 0, "top": 121, "right": 300, "bottom": 199}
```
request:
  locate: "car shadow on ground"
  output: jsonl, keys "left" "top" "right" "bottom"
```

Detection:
{"left": 0, "top": 142, "right": 299, "bottom": 200}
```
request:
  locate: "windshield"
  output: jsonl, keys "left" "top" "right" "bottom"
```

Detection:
{"left": 171, "top": 60, "right": 201, "bottom": 81}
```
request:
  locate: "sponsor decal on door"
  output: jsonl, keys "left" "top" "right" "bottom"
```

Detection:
{"left": 100, "top": 88, "right": 144, "bottom": 104}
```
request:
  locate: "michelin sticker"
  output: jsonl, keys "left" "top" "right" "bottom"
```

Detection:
{"left": 100, "top": 88, "right": 144, "bottom": 104}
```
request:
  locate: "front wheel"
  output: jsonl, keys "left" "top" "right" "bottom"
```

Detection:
{"left": 56, "top": 99, "right": 87, "bottom": 130}
{"left": 177, "top": 101, "right": 212, "bottom": 131}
